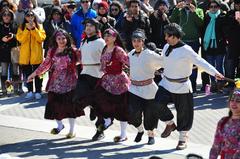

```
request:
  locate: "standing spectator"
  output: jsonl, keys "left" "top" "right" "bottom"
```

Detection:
{"left": 0, "top": 8, "right": 18, "bottom": 97}
{"left": 209, "top": 87, "right": 240, "bottom": 159}
{"left": 109, "top": 1, "right": 124, "bottom": 22}
{"left": 120, "top": 0, "right": 150, "bottom": 51}
{"left": 93, "top": 28, "right": 130, "bottom": 142}
{"left": 92, "top": 0, "right": 101, "bottom": 11}
{"left": 43, "top": 6, "right": 71, "bottom": 57}
{"left": 155, "top": 23, "right": 224, "bottom": 150}
{"left": 0, "top": 0, "right": 17, "bottom": 12}
{"left": 63, "top": 0, "right": 76, "bottom": 21}
{"left": 198, "top": 0, "right": 230, "bottom": 13}
{"left": 223, "top": 0, "right": 240, "bottom": 90}
{"left": 43, "top": 0, "right": 62, "bottom": 20}
{"left": 96, "top": 1, "right": 116, "bottom": 33}
{"left": 140, "top": 0, "right": 154, "bottom": 16}
{"left": 15, "top": 0, "right": 46, "bottom": 25}
{"left": 27, "top": 29, "right": 84, "bottom": 139}
{"left": 149, "top": 0, "right": 170, "bottom": 49}
{"left": 202, "top": 0, "right": 227, "bottom": 93}
{"left": 71, "top": 0, "right": 96, "bottom": 48}
{"left": 16, "top": 9, "right": 46, "bottom": 99}
{"left": 170, "top": 0, "right": 204, "bottom": 93}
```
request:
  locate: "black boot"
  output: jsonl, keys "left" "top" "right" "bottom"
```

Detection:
{"left": 1, "top": 76, "right": 7, "bottom": 97}
{"left": 12, "top": 75, "right": 20, "bottom": 95}
{"left": 148, "top": 137, "right": 155, "bottom": 145}
{"left": 92, "top": 124, "right": 105, "bottom": 141}
{"left": 134, "top": 131, "right": 144, "bottom": 143}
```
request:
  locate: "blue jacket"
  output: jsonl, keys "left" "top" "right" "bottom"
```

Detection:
{"left": 71, "top": 8, "right": 97, "bottom": 48}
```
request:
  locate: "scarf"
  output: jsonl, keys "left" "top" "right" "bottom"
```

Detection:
{"left": 203, "top": 10, "right": 221, "bottom": 51}
{"left": 165, "top": 41, "right": 185, "bottom": 57}
{"left": 82, "top": 35, "right": 99, "bottom": 44}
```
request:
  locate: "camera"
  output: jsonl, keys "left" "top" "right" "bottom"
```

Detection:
{"left": 184, "top": 3, "right": 190, "bottom": 10}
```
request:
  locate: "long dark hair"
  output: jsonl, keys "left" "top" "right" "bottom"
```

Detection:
{"left": 48, "top": 29, "right": 75, "bottom": 60}
{"left": 21, "top": 9, "right": 39, "bottom": 30}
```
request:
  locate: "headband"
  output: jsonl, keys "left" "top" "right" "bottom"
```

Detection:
{"left": 104, "top": 28, "right": 117, "bottom": 37}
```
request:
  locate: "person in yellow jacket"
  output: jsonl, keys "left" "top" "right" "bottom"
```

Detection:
{"left": 16, "top": 9, "right": 46, "bottom": 99}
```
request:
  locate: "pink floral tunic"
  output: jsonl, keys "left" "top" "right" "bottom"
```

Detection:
{"left": 210, "top": 117, "right": 240, "bottom": 159}
{"left": 35, "top": 49, "right": 77, "bottom": 94}
{"left": 100, "top": 46, "right": 130, "bottom": 95}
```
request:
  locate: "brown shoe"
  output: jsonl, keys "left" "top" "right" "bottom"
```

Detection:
{"left": 161, "top": 123, "right": 176, "bottom": 138}
{"left": 176, "top": 141, "right": 187, "bottom": 150}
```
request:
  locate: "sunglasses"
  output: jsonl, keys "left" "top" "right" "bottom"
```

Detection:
{"left": 111, "top": 8, "right": 119, "bottom": 12}
{"left": 81, "top": 1, "right": 89, "bottom": 3}
{"left": 209, "top": 5, "right": 218, "bottom": 9}
{"left": 3, "top": 13, "right": 11, "bottom": 17}
{"left": 26, "top": 14, "right": 34, "bottom": 17}
{"left": 67, "top": 5, "right": 76, "bottom": 9}
{"left": 53, "top": 12, "right": 61, "bottom": 15}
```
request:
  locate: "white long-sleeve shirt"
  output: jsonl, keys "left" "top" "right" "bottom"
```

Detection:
{"left": 80, "top": 38, "right": 105, "bottom": 78}
{"left": 129, "top": 48, "right": 162, "bottom": 99}
{"left": 159, "top": 44, "right": 220, "bottom": 94}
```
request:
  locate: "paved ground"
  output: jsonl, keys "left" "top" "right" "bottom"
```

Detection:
{"left": 0, "top": 87, "right": 229, "bottom": 159}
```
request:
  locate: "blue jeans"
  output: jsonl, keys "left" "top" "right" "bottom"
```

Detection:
{"left": 206, "top": 54, "right": 224, "bottom": 82}
{"left": 185, "top": 40, "right": 200, "bottom": 92}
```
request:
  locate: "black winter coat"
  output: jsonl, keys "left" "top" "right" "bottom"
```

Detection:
{"left": 149, "top": 12, "right": 170, "bottom": 49}
{"left": 201, "top": 12, "right": 227, "bottom": 56}
{"left": 223, "top": 10, "right": 240, "bottom": 59}
{"left": 0, "top": 23, "right": 18, "bottom": 62}
{"left": 121, "top": 11, "right": 150, "bottom": 51}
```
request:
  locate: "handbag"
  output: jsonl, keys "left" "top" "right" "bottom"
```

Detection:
{"left": 11, "top": 44, "right": 20, "bottom": 64}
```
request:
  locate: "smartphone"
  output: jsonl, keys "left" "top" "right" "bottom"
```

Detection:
{"left": 6, "top": 33, "right": 13, "bottom": 38}
{"left": 235, "top": 11, "right": 240, "bottom": 20}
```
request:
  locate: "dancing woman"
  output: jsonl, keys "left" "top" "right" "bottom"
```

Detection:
{"left": 27, "top": 29, "right": 84, "bottom": 138}
{"left": 93, "top": 28, "right": 130, "bottom": 142}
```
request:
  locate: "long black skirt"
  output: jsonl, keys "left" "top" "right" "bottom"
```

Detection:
{"left": 93, "top": 86, "right": 129, "bottom": 121}
{"left": 73, "top": 74, "right": 99, "bottom": 109}
{"left": 44, "top": 90, "right": 85, "bottom": 120}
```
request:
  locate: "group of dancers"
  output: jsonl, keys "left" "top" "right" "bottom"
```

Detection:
{"left": 27, "top": 19, "right": 224, "bottom": 150}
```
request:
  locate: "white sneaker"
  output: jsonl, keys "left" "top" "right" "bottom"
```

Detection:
{"left": 25, "top": 92, "right": 33, "bottom": 99}
{"left": 35, "top": 93, "right": 42, "bottom": 99}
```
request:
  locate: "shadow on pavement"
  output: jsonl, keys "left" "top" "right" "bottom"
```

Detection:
{"left": 0, "top": 138, "right": 177, "bottom": 159}
{"left": 193, "top": 93, "right": 228, "bottom": 110}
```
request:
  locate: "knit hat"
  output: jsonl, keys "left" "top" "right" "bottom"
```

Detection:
{"left": 208, "top": 0, "right": 221, "bottom": 7}
{"left": 51, "top": 6, "right": 62, "bottom": 14}
{"left": 98, "top": 1, "right": 109, "bottom": 11}
{"left": 154, "top": 0, "right": 169, "bottom": 10}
